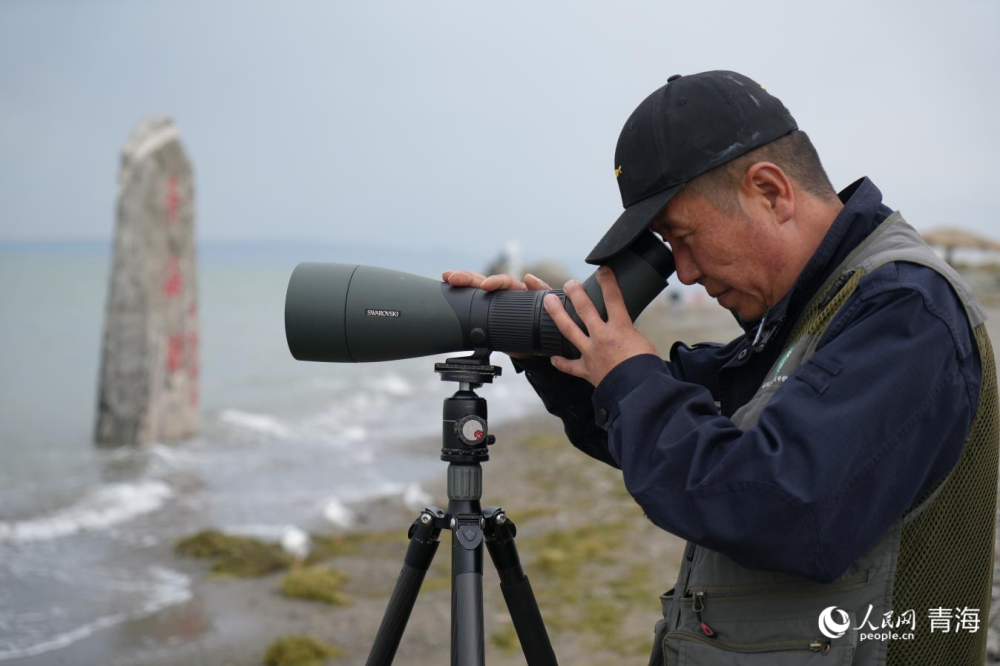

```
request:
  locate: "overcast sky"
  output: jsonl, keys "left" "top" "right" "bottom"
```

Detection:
{"left": 1, "top": 0, "right": 998, "bottom": 264}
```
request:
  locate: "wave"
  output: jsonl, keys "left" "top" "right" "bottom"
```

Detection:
{"left": 322, "top": 498, "right": 355, "bottom": 528}
{"left": 402, "top": 483, "right": 433, "bottom": 511}
{"left": 0, "top": 612, "right": 126, "bottom": 662}
{"left": 147, "top": 442, "right": 199, "bottom": 466}
{"left": 219, "top": 409, "right": 292, "bottom": 438}
{"left": 365, "top": 373, "right": 413, "bottom": 397}
{"left": 0, "top": 566, "right": 191, "bottom": 661}
{"left": 215, "top": 361, "right": 540, "bottom": 451}
{"left": 321, "top": 482, "right": 435, "bottom": 528}
{"left": 0, "top": 481, "right": 172, "bottom": 544}
{"left": 221, "top": 523, "right": 289, "bottom": 540}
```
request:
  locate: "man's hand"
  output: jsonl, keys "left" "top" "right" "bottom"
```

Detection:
{"left": 441, "top": 269, "right": 552, "bottom": 360}
{"left": 544, "top": 266, "right": 659, "bottom": 387}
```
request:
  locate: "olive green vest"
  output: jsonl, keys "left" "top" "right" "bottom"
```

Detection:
{"left": 650, "top": 212, "right": 998, "bottom": 666}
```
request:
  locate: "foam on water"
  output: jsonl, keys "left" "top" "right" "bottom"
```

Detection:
{"left": 322, "top": 498, "right": 355, "bottom": 528}
{"left": 337, "top": 480, "right": 408, "bottom": 504}
{"left": 0, "top": 566, "right": 191, "bottom": 662}
{"left": 221, "top": 523, "right": 290, "bottom": 540}
{"left": 0, "top": 481, "right": 173, "bottom": 544}
{"left": 402, "top": 483, "right": 433, "bottom": 511}
{"left": 0, "top": 612, "right": 126, "bottom": 662}
{"left": 212, "top": 361, "right": 541, "bottom": 455}
{"left": 365, "top": 373, "right": 413, "bottom": 397}
{"left": 219, "top": 409, "right": 292, "bottom": 438}
{"left": 147, "top": 442, "right": 200, "bottom": 467}
{"left": 319, "top": 481, "right": 436, "bottom": 527}
{"left": 320, "top": 479, "right": 415, "bottom": 528}
{"left": 340, "top": 425, "right": 367, "bottom": 443}
{"left": 279, "top": 525, "right": 311, "bottom": 560}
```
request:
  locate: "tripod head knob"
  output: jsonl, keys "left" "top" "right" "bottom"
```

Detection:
{"left": 455, "top": 415, "right": 488, "bottom": 446}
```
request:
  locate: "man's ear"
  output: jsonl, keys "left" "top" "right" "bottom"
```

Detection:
{"left": 743, "top": 162, "right": 794, "bottom": 224}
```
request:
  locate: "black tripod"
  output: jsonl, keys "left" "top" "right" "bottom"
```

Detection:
{"left": 364, "top": 350, "right": 558, "bottom": 666}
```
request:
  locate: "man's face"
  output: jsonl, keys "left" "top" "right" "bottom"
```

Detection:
{"left": 649, "top": 188, "right": 785, "bottom": 322}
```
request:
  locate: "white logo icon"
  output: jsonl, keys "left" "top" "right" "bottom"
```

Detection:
{"left": 819, "top": 606, "right": 851, "bottom": 639}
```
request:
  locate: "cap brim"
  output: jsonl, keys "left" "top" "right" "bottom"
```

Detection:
{"left": 585, "top": 184, "right": 682, "bottom": 265}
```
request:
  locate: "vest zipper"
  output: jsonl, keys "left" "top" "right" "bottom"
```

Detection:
{"left": 751, "top": 307, "right": 770, "bottom": 352}
{"left": 692, "top": 590, "right": 715, "bottom": 637}
{"left": 681, "top": 569, "right": 868, "bottom": 604}
{"left": 666, "top": 629, "right": 832, "bottom": 656}
{"left": 679, "top": 570, "right": 868, "bottom": 639}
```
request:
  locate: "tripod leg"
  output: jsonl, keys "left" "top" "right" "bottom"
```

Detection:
{"left": 483, "top": 507, "right": 558, "bottom": 666}
{"left": 451, "top": 506, "right": 486, "bottom": 666}
{"left": 365, "top": 508, "right": 445, "bottom": 666}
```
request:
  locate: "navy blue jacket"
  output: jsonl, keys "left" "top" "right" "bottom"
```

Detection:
{"left": 515, "top": 178, "right": 982, "bottom": 583}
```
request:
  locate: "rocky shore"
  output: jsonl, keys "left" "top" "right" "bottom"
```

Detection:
{"left": 117, "top": 413, "right": 687, "bottom": 666}
{"left": 19, "top": 302, "right": 1000, "bottom": 666}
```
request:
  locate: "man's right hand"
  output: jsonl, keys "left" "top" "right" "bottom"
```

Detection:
{"left": 440, "top": 270, "right": 552, "bottom": 360}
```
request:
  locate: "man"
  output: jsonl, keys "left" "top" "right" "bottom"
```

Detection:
{"left": 444, "top": 71, "right": 997, "bottom": 664}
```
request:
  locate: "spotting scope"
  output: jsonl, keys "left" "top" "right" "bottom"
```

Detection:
{"left": 285, "top": 230, "right": 674, "bottom": 363}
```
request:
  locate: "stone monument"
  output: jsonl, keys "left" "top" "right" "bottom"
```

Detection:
{"left": 95, "top": 116, "right": 198, "bottom": 445}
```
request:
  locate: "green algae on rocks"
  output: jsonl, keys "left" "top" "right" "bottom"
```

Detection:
{"left": 263, "top": 635, "right": 343, "bottom": 666}
{"left": 306, "top": 529, "right": 404, "bottom": 563}
{"left": 280, "top": 565, "right": 352, "bottom": 605}
{"left": 174, "top": 528, "right": 406, "bottom": 578}
{"left": 174, "top": 530, "right": 292, "bottom": 577}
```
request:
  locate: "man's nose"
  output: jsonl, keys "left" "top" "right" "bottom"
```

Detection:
{"left": 672, "top": 247, "right": 702, "bottom": 286}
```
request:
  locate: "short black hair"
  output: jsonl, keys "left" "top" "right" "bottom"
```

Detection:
{"left": 684, "top": 130, "right": 837, "bottom": 214}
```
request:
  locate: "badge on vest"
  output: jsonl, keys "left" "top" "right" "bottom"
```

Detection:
{"left": 761, "top": 343, "right": 803, "bottom": 390}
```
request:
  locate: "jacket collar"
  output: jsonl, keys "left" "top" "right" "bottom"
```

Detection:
{"left": 740, "top": 177, "right": 893, "bottom": 349}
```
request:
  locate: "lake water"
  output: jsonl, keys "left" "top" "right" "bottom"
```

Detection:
{"left": 0, "top": 246, "right": 544, "bottom": 661}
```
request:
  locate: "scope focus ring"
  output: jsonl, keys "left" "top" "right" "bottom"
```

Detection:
{"left": 455, "top": 415, "right": 488, "bottom": 446}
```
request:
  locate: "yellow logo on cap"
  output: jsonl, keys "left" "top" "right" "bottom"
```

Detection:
{"left": 614, "top": 166, "right": 623, "bottom": 178}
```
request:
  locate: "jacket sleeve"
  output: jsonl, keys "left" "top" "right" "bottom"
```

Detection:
{"left": 512, "top": 339, "right": 739, "bottom": 468}
{"left": 512, "top": 355, "right": 619, "bottom": 467}
{"left": 591, "top": 264, "right": 981, "bottom": 583}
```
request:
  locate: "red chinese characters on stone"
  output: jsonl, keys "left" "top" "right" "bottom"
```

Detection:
{"left": 163, "top": 256, "right": 182, "bottom": 298}
{"left": 187, "top": 330, "right": 199, "bottom": 380}
{"left": 165, "top": 176, "right": 181, "bottom": 223}
{"left": 166, "top": 333, "right": 185, "bottom": 373}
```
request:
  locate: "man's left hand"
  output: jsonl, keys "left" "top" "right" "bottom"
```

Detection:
{"left": 544, "top": 266, "right": 659, "bottom": 387}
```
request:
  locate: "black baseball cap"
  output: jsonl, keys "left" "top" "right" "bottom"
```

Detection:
{"left": 586, "top": 71, "right": 797, "bottom": 265}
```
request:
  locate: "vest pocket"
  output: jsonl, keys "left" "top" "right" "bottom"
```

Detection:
{"left": 662, "top": 589, "right": 861, "bottom": 666}
{"left": 663, "top": 629, "right": 856, "bottom": 665}
{"left": 647, "top": 588, "right": 677, "bottom": 666}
